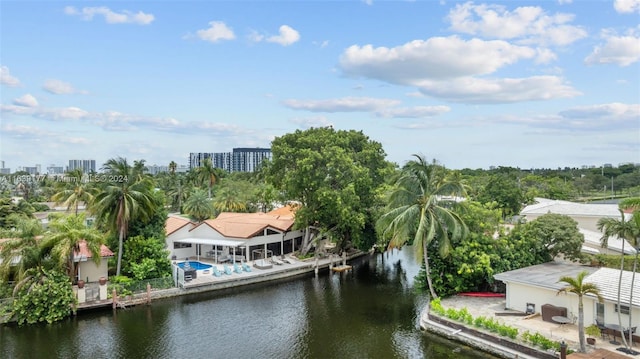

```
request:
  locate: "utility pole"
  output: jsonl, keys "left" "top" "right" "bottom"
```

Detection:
{"left": 611, "top": 176, "right": 614, "bottom": 199}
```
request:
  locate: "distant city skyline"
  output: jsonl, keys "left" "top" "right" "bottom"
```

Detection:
{"left": 1, "top": 2, "right": 638, "bottom": 170}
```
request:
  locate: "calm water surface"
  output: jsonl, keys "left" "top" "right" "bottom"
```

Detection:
{"left": 1, "top": 248, "right": 499, "bottom": 359}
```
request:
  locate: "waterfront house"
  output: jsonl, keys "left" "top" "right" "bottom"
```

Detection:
{"left": 74, "top": 240, "right": 113, "bottom": 283}
{"left": 520, "top": 198, "right": 636, "bottom": 255}
{"left": 494, "top": 262, "right": 640, "bottom": 332}
{"left": 0, "top": 237, "right": 113, "bottom": 283}
{"left": 165, "top": 207, "right": 305, "bottom": 262}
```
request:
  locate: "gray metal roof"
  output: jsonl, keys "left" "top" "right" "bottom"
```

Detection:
{"left": 494, "top": 262, "right": 640, "bottom": 307}
{"left": 493, "top": 261, "right": 599, "bottom": 291}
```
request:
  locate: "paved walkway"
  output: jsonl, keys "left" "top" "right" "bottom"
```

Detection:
{"left": 439, "top": 295, "right": 639, "bottom": 358}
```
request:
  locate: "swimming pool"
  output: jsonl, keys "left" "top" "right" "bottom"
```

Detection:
{"left": 177, "top": 261, "right": 213, "bottom": 271}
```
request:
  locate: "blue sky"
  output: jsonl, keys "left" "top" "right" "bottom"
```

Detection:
{"left": 1, "top": 0, "right": 639, "bottom": 171}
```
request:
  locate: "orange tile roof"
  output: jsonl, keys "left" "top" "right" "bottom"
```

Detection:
{"left": 266, "top": 204, "right": 298, "bottom": 218}
{"left": 165, "top": 215, "right": 193, "bottom": 235}
{"left": 73, "top": 240, "right": 114, "bottom": 259}
{"left": 199, "top": 212, "right": 295, "bottom": 239}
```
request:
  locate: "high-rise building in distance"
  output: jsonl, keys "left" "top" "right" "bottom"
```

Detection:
{"left": 68, "top": 159, "right": 96, "bottom": 174}
{"left": 189, "top": 148, "right": 271, "bottom": 173}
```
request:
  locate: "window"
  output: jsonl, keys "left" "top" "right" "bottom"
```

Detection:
{"left": 174, "top": 242, "right": 192, "bottom": 249}
{"left": 615, "top": 304, "right": 630, "bottom": 315}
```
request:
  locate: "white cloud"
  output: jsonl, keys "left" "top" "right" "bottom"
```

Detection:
{"left": 416, "top": 76, "right": 581, "bottom": 103}
{"left": 64, "top": 6, "right": 154, "bottom": 25}
{"left": 282, "top": 97, "right": 400, "bottom": 112}
{"left": 196, "top": 21, "right": 236, "bottom": 43}
{"left": 43, "top": 79, "right": 87, "bottom": 95}
{"left": 558, "top": 0, "right": 573, "bottom": 4}
{"left": 375, "top": 106, "right": 451, "bottom": 118}
{"left": 12, "top": 94, "right": 38, "bottom": 107}
{"left": 289, "top": 116, "right": 333, "bottom": 128}
{"left": 492, "top": 103, "right": 639, "bottom": 131}
{"left": 614, "top": 0, "right": 640, "bottom": 13}
{"left": 0, "top": 66, "right": 21, "bottom": 87}
{"left": 340, "top": 36, "right": 536, "bottom": 83}
{"left": 266, "top": 25, "right": 300, "bottom": 46}
{"left": 1, "top": 123, "right": 55, "bottom": 139}
{"left": 339, "top": 35, "right": 582, "bottom": 104}
{"left": 585, "top": 29, "right": 640, "bottom": 66}
{"left": 446, "top": 2, "right": 587, "bottom": 46}
{"left": 559, "top": 102, "right": 640, "bottom": 121}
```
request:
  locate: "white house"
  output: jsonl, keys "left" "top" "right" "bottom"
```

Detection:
{"left": 494, "top": 262, "right": 640, "bottom": 331}
{"left": 73, "top": 240, "right": 113, "bottom": 283}
{"left": 520, "top": 198, "right": 636, "bottom": 255}
{"left": 165, "top": 207, "right": 305, "bottom": 262}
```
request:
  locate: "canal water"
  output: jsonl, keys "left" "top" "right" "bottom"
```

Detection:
{"left": 1, "top": 248, "right": 499, "bottom": 359}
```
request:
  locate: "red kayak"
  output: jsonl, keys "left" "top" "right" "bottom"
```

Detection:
{"left": 458, "top": 292, "right": 505, "bottom": 297}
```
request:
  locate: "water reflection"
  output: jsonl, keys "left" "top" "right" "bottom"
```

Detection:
{"left": 1, "top": 248, "right": 498, "bottom": 359}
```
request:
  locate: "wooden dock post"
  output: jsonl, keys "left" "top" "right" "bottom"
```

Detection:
{"left": 112, "top": 289, "right": 117, "bottom": 310}
{"left": 314, "top": 256, "right": 319, "bottom": 275}
{"left": 146, "top": 283, "right": 151, "bottom": 304}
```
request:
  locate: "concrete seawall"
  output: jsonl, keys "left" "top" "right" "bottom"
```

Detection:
{"left": 420, "top": 304, "right": 558, "bottom": 359}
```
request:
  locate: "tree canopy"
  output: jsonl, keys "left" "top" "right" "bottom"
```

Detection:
{"left": 267, "top": 127, "right": 392, "bottom": 250}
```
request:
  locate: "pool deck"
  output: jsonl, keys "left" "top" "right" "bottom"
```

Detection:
{"left": 77, "top": 251, "right": 365, "bottom": 311}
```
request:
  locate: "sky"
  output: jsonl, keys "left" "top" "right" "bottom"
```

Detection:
{"left": 1, "top": 0, "right": 639, "bottom": 171}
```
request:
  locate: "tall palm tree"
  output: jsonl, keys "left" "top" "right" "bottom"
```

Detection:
{"left": 51, "top": 168, "right": 94, "bottom": 215}
{"left": 598, "top": 208, "right": 640, "bottom": 350}
{"left": 197, "top": 158, "right": 218, "bottom": 199}
{"left": 183, "top": 188, "right": 213, "bottom": 222}
{"left": 557, "top": 271, "right": 604, "bottom": 353}
{"left": 168, "top": 161, "right": 177, "bottom": 175}
{"left": 41, "top": 213, "right": 104, "bottom": 283}
{"left": 377, "top": 154, "right": 467, "bottom": 299}
{"left": 92, "top": 157, "right": 156, "bottom": 276}
{"left": 617, "top": 198, "right": 640, "bottom": 348}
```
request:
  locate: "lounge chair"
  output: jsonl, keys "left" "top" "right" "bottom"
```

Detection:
{"left": 223, "top": 264, "right": 232, "bottom": 275}
{"left": 282, "top": 257, "right": 295, "bottom": 264}
{"left": 271, "top": 256, "right": 284, "bottom": 265}
{"left": 233, "top": 263, "right": 243, "bottom": 274}
{"left": 212, "top": 266, "right": 222, "bottom": 277}
{"left": 242, "top": 263, "right": 252, "bottom": 272}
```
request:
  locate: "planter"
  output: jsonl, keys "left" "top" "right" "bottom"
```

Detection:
{"left": 99, "top": 277, "right": 107, "bottom": 285}
{"left": 77, "top": 279, "right": 85, "bottom": 289}
{"left": 587, "top": 338, "right": 596, "bottom": 345}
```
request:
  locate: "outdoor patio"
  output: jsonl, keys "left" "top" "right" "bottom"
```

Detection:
{"left": 439, "top": 295, "right": 639, "bottom": 357}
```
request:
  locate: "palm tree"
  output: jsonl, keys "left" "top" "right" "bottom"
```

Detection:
{"left": 617, "top": 198, "right": 640, "bottom": 348}
{"left": 377, "top": 154, "right": 467, "bottom": 299}
{"left": 41, "top": 213, "right": 104, "bottom": 283}
{"left": 51, "top": 168, "right": 94, "bottom": 215}
{"left": 92, "top": 157, "right": 156, "bottom": 276}
{"left": 213, "top": 186, "right": 247, "bottom": 213}
{"left": 183, "top": 188, "right": 213, "bottom": 222}
{"left": 557, "top": 270, "right": 604, "bottom": 353}
{"left": 196, "top": 158, "right": 218, "bottom": 199}
{"left": 598, "top": 207, "right": 640, "bottom": 350}
{"left": 168, "top": 161, "right": 177, "bottom": 175}
{"left": 0, "top": 216, "right": 43, "bottom": 282}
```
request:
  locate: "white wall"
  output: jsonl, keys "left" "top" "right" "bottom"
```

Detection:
{"left": 77, "top": 258, "right": 108, "bottom": 282}
{"left": 506, "top": 281, "right": 640, "bottom": 328}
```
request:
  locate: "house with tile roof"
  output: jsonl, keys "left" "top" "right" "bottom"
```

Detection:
{"left": 520, "top": 198, "right": 636, "bottom": 255}
{"left": 0, "top": 238, "right": 113, "bottom": 283}
{"left": 165, "top": 206, "right": 304, "bottom": 262}
{"left": 73, "top": 240, "right": 114, "bottom": 283}
{"left": 494, "top": 262, "right": 640, "bottom": 330}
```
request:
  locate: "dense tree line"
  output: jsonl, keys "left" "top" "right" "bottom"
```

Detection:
{"left": 0, "top": 127, "right": 638, "bottom": 325}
